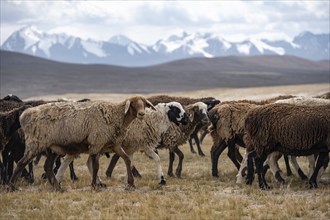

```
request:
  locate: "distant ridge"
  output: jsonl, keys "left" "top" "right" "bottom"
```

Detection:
{"left": 1, "top": 50, "right": 329, "bottom": 99}
{"left": 1, "top": 26, "right": 329, "bottom": 66}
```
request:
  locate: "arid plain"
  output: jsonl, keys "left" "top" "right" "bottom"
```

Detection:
{"left": 1, "top": 83, "right": 329, "bottom": 219}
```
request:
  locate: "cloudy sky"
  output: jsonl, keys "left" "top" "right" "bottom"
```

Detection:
{"left": 1, "top": 0, "right": 329, "bottom": 45}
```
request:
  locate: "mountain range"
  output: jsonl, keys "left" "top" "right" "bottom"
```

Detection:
{"left": 1, "top": 26, "right": 329, "bottom": 67}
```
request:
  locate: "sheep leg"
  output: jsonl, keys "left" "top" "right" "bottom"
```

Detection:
{"left": 194, "top": 133, "right": 205, "bottom": 157}
{"left": 131, "top": 165, "right": 142, "bottom": 178}
{"left": 44, "top": 150, "right": 62, "bottom": 191}
{"left": 227, "top": 139, "right": 240, "bottom": 170}
{"left": 9, "top": 150, "right": 36, "bottom": 191}
{"left": 2, "top": 150, "right": 12, "bottom": 184}
{"left": 128, "top": 154, "right": 141, "bottom": 178}
{"left": 44, "top": 151, "right": 61, "bottom": 190}
{"left": 236, "top": 151, "right": 248, "bottom": 184}
{"left": 112, "top": 145, "right": 135, "bottom": 190}
{"left": 27, "top": 162, "right": 34, "bottom": 183}
{"left": 168, "top": 151, "right": 175, "bottom": 177}
{"left": 174, "top": 147, "right": 184, "bottom": 178}
{"left": 246, "top": 151, "right": 256, "bottom": 185}
{"left": 211, "top": 140, "right": 227, "bottom": 177}
{"left": 87, "top": 154, "right": 106, "bottom": 188}
{"left": 255, "top": 154, "right": 270, "bottom": 190}
{"left": 307, "top": 155, "right": 316, "bottom": 179}
{"left": 33, "top": 153, "right": 42, "bottom": 165}
{"left": 309, "top": 152, "right": 327, "bottom": 189}
{"left": 284, "top": 155, "right": 293, "bottom": 176}
{"left": 55, "top": 154, "right": 74, "bottom": 183}
{"left": 105, "top": 153, "right": 120, "bottom": 178}
{"left": 188, "top": 136, "right": 196, "bottom": 154}
{"left": 41, "top": 156, "right": 60, "bottom": 180}
{"left": 317, "top": 153, "right": 329, "bottom": 181}
{"left": 265, "top": 152, "right": 285, "bottom": 183}
{"left": 199, "top": 129, "right": 208, "bottom": 144}
{"left": 69, "top": 161, "right": 78, "bottom": 181}
{"left": 235, "top": 147, "right": 243, "bottom": 163}
{"left": 0, "top": 159, "right": 5, "bottom": 184}
{"left": 289, "top": 155, "right": 308, "bottom": 180}
{"left": 146, "top": 148, "right": 166, "bottom": 185}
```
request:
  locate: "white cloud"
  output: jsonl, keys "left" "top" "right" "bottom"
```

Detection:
{"left": 0, "top": 0, "right": 329, "bottom": 45}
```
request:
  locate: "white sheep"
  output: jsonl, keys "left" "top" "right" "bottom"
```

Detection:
{"left": 105, "top": 102, "right": 209, "bottom": 179}
{"left": 56, "top": 101, "right": 188, "bottom": 186}
{"left": 9, "top": 96, "right": 155, "bottom": 191}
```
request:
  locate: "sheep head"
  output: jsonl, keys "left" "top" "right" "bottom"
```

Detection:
{"left": 125, "top": 96, "right": 156, "bottom": 120}
{"left": 164, "top": 102, "right": 188, "bottom": 126}
{"left": 187, "top": 102, "right": 209, "bottom": 124}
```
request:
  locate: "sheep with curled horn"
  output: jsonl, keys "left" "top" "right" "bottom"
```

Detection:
{"left": 244, "top": 103, "right": 330, "bottom": 189}
{"left": 9, "top": 96, "right": 155, "bottom": 191}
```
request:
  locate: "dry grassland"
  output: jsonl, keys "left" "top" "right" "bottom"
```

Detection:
{"left": 1, "top": 84, "right": 329, "bottom": 219}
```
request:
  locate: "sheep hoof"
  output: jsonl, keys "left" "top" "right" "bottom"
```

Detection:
{"left": 71, "top": 176, "right": 78, "bottom": 182}
{"left": 245, "top": 177, "right": 254, "bottom": 185}
{"left": 167, "top": 172, "right": 174, "bottom": 177}
{"left": 159, "top": 176, "right": 166, "bottom": 185}
{"left": 97, "top": 182, "right": 107, "bottom": 188}
{"left": 125, "top": 184, "right": 135, "bottom": 191}
{"left": 7, "top": 184, "right": 17, "bottom": 192}
{"left": 41, "top": 173, "right": 47, "bottom": 180}
{"left": 309, "top": 182, "right": 318, "bottom": 189}
{"left": 199, "top": 152, "right": 205, "bottom": 157}
{"left": 259, "top": 183, "right": 270, "bottom": 190}
{"left": 191, "top": 150, "right": 196, "bottom": 154}
{"left": 275, "top": 172, "right": 285, "bottom": 183}
{"left": 298, "top": 169, "right": 308, "bottom": 180}
{"left": 55, "top": 188, "right": 66, "bottom": 193}
{"left": 212, "top": 172, "right": 219, "bottom": 177}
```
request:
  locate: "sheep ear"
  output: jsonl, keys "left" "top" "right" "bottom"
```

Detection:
{"left": 189, "top": 112, "right": 194, "bottom": 122}
{"left": 146, "top": 100, "right": 156, "bottom": 110}
{"left": 124, "top": 100, "right": 131, "bottom": 114}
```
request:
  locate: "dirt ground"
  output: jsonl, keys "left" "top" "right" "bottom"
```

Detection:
{"left": 1, "top": 83, "right": 329, "bottom": 219}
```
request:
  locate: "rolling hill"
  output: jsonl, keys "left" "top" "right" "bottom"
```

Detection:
{"left": 1, "top": 50, "right": 329, "bottom": 99}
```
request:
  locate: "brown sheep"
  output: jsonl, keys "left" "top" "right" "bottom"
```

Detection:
{"left": 244, "top": 103, "right": 330, "bottom": 189}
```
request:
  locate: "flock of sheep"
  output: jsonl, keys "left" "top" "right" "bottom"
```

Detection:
{"left": 0, "top": 91, "right": 329, "bottom": 192}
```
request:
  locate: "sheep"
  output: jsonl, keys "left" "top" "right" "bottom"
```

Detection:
{"left": 0, "top": 105, "right": 31, "bottom": 183}
{"left": 8, "top": 96, "right": 155, "bottom": 191}
{"left": 105, "top": 102, "right": 208, "bottom": 180}
{"left": 244, "top": 103, "right": 330, "bottom": 189}
{"left": 209, "top": 95, "right": 295, "bottom": 179}
{"left": 147, "top": 95, "right": 220, "bottom": 156}
{"left": 157, "top": 102, "right": 209, "bottom": 177}
{"left": 1, "top": 97, "right": 86, "bottom": 184}
{"left": 314, "top": 91, "right": 330, "bottom": 99}
{"left": 262, "top": 96, "right": 330, "bottom": 181}
{"left": 0, "top": 105, "right": 31, "bottom": 152}
{"left": 57, "top": 101, "right": 188, "bottom": 186}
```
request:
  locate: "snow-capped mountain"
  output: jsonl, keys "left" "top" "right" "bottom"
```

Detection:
{"left": 1, "top": 26, "right": 329, "bottom": 66}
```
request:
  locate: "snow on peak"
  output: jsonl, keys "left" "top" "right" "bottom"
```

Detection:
{"left": 109, "top": 35, "right": 133, "bottom": 46}
{"left": 81, "top": 40, "right": 107, "bottom": 57}
{"left": 250, "top": 38, "right": 285, "bottom": 55}
{"left": 18, "top": 25, "right": 44, "bottom": 49}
